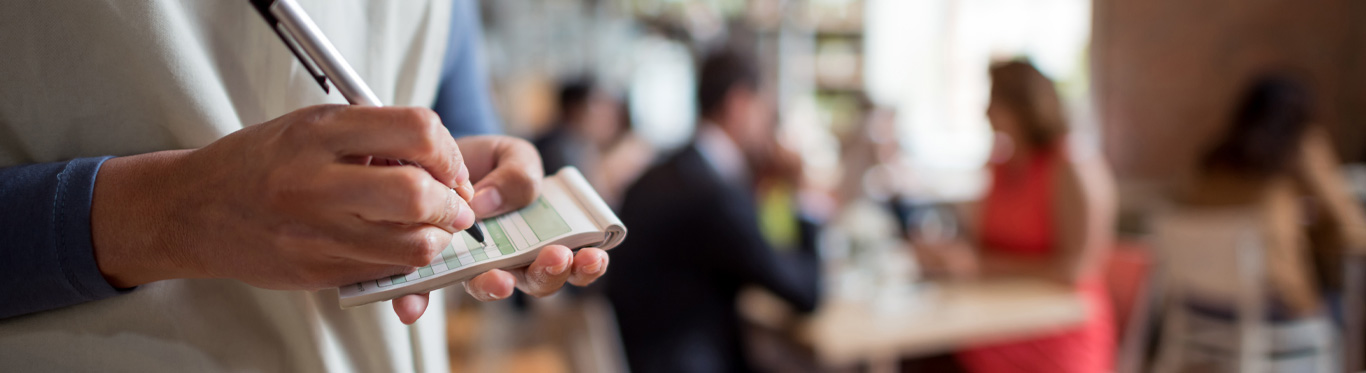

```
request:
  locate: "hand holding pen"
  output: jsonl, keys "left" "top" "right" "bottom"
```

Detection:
{"left": 250, "top": 0, "right": 489, "bottom": 245}
{"left": 83, "top": 0, "right": 608, "bottom": 328}
{"left": 238, "top": 0, "right": 608, "bottom": 323}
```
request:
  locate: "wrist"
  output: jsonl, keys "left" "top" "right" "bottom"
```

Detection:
{"left": 91, "top": 150, "right": 201, "bottom": 287}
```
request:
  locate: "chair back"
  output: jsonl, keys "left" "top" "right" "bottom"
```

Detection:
{"left": 1152, "top": 208, "right": 1264, "bottom": 306}
{"left": 1151, "top": 207, "right": 1270, "bottom": 373}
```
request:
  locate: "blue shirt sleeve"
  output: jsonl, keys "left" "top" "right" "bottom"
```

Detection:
{"left": 431, "top": 0, "right": 502, "bottom": 137}
{"left": 0, "top": 156, "right": 128, "bottom": 319}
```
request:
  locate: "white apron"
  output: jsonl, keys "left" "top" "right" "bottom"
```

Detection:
{"left": 0, "top": 1, "right": 454, "bottom": 371}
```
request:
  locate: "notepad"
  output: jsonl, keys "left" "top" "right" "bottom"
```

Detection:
{"left": 338, "top": 166, "right": 628, "bottom": 308}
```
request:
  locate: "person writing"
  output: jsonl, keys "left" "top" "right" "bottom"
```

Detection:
{"left": 0, "top": 1, "right": 608, "bottom": 371}
{"left": 914, "top": 60, "right": 1117, "bottom": 373}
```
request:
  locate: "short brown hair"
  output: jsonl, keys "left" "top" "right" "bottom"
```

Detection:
{"left": 696, "top": 48, "right": 760, "bottom": 119}
{"left": 989, "top": 61, "right": 1068, "bottom": 146}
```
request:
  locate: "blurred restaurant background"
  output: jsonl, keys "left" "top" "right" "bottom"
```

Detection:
{"left": 446, "top": 0, "right": 1366, "bottom": 372}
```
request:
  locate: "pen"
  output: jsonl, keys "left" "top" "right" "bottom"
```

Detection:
{"left": 250, "top": 0, "right": 488, "bottom": 245}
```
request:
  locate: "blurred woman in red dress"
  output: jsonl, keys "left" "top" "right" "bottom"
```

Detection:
{"left": 915, "top": 60, "right": 1117, "bottom": 373}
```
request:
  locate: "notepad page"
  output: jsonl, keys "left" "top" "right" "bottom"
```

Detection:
{"left": 341, "top": 178, "right": 599, "bottom": 296}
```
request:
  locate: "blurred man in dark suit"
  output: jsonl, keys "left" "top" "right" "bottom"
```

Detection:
{"left": 607, "top": 47, "right": 822, "bottom": 373}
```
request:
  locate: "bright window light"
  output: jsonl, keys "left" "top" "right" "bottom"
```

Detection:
{"left": 865, "top": 0, "right": 1091, "bottom": 170}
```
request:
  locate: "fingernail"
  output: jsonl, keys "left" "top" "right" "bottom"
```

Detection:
{"left": 451, "top": 195, "right": 469, "bottom": 228}
{"left": 470, "top": 188, "right": 502, "bottom": 216}
{"left": 456, "top": 164, "right": 470, "bottom": 184}
{"left": 583, "top": 258, "right": 604, "bottom": 275}
{"left": 547, "top": 262, "right": 569, "bottom": 276}
{"left": 485, "top": 292, "right": 499, "bottom": 300}
{"left": 459, "top": 183, "right": 476, "bottom": 202}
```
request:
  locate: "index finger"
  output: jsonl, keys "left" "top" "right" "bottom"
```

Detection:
{"left": 392, "top": 293, "right": 429, "bottom": 325}
{"left": 307, "top": 106, "right": 470, "bottom": 191}
{"left": 319, "top": 164, "right": 475, "bottom": 231}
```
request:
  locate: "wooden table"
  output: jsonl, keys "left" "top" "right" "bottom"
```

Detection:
{"left": 739, "top": 278, "right": 1088, "bottom": 371}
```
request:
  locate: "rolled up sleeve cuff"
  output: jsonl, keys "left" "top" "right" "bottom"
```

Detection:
{"left": 0, "top": 155, "right": 129, "bottom": 319}
{"left": 54, "top": 156, "right": 128, "bottom": 300}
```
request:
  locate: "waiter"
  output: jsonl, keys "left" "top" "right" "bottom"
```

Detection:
{"left": 0, "top": 1, "right": 609, "bottom": 371}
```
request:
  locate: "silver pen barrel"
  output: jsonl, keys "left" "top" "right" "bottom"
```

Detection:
{"left": 269, "top": 0, "right": 383, "bottom": 106}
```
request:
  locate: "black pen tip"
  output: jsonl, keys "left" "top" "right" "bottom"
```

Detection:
{"left": 467, "top": 224, "right": 486, "bottom": 244}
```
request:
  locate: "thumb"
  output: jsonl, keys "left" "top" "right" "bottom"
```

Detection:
{"left": 469, "top": 166, "right": 540, "bottom": 217}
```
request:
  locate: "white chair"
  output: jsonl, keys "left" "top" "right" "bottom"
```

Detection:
{"left": 1151, "top": 208, "right": 1337, "bottom": 373}
{"left": 1341, "top": 253, "right": 1364, "bottom": 373}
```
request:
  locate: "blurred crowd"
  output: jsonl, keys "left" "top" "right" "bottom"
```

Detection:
{"left": 497, "top": 40, "right": 1366, "bottom": 373}
{"left": 466, "top": 2, "right": 1366, "bottom": 373}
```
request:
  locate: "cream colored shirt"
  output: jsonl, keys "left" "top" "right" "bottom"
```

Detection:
{"left": 0, "top": 1, "right": 453, "bottom": 371}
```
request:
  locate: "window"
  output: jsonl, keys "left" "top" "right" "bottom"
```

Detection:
{"left": 865, "top": 0, "right": 1092, "bottom": 170}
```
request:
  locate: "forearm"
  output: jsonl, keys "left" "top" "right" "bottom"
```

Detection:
{"left": 736, "top": 217, "right": 823, "bottom": 313}
{"left": 1296, "top": 130, "right": 1366, "bottom": 250}
{"left": 0, "top": 149, "right": 212, "bottom": 319}
{"left": 91, "top": 150, "right": 201, "bottom": 288}
{"left": 977, "top": 250, "right": 1081, "bottom": 285}
{"left": 785, "top": 246, "right": 823, "bottom": 311}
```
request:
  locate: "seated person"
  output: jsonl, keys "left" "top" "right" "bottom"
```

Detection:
{"left": 534, "top": 76, "right": 620, "bottom": 177}
{"left": 1172, "top": 74, "right": 1366, "bottom": 319}
{"left": 534, "top": 76, "right": 653, "bottom": 206}
{"left": 606, "top": 47, "right": 821, "bottom": 373}
{"left": 914, "top": 60, "right": 1117, "bottom": 373}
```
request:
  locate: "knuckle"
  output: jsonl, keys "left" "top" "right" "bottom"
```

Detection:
{"left": 397, "top": 107, "right": 428, "bottom": 124}
{"left": 280, "top": 118, "right": 315, "bottom": 142}
{"left": 422, "top": 233, "right": 449, "bottom": 260}
{"left": 405, "top": 232, "right": 446, "bottom": 266}
{"left": 431, "top": 195, "right": 454, "bottom": 224}
{"left": 414, "top": 137, "right": 439, "bottom": 157}
{"left": 403, "top": 202, "right": 431, "bottom": 224}
{"left": 394, "top": 172, "right": 433, "bottom": 217}
{"left": 508, "top": 136, "right": 535, "bottom": 153}
{"left": 390, "top": 109, "right": 427, "bottom": 135}
{"left": 508, "top": 171, "right": 541, "bottom": 202}
{"left": 279, "top": 105, "right": 342, "bottom": 145}
{"left": 513, "top": 137, "right": 542, "bottom": 166}
{"left": 395, "top": 168, "right": 429, "bottom": 191}
{"left": 408, "top": 136, "right": 441, "bottom": 160}
{"left": 403, "top": 249, "right": 431, "bottom": 267}
{"left": 525, "top": 277, "right": 553, "bottom": 298}
{"left": 296, "top": 105, "right": 340, "bottom": 129}
{"left": 416, "top": 108, "right": 443, "bottom": 131}
{"left": 508, "top": 164, "right": 535, "bottom": 184}
{"left": 397, "top": 108, "right": 441, "bottom": 133}
{"left": 404, "top": 250, "right": 439, "bottom": 268}
{"left": 262, "top": 169, "right": 299, "bottom": 207}
{"left": 409, "top": 109, "right": 449, "bottom": 156}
